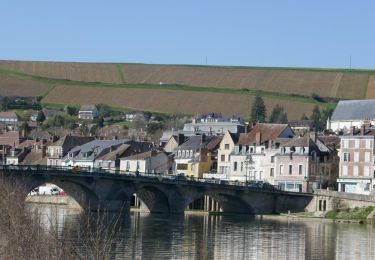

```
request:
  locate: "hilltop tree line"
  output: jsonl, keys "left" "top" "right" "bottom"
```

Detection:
{"left": 250, "top": 95, "right": 333, "bottom": 130}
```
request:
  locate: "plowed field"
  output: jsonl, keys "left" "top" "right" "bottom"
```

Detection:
{"left": 43, "top": 85, "right": 319, "bottom": 119}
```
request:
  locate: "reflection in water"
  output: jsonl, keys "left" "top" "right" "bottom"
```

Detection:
{"left": 28, "top": 205, "right": 375, "bottom": 260}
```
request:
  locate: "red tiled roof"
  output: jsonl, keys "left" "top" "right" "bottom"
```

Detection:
{"left": 0, "top": 112, "right": 17, "bottom": 119}
{"left": 238, "top": 124, "right": 290, "bottom": 145}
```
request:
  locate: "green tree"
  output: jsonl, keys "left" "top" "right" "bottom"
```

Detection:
{"left": 36, "top": 111, "right": 45, "bottom": 123}
{"left": 66, "top": 106, "right": 78, "bottom": 116}
{"left": 79, "top": 121, "right": 89, "bottom": 136}
{"left": 19, "top": 121, "right": 31, "bottom": 134}
{"left": 96, "top": 104, "right": 111, "bottom": 117}
{"left": 90, "top": 124, "right": 99, "bottom": 137}
{"left": 310, "top": 105, "right": 324, "bottom": 130}
{"left": 300, "top": 113, "right": 309, "bottom": 120}
{"left": 250, "top": 95, "right": 266, "bottom": 123}
{"left": 147, "top": 122, "right": 164, "bottom": 135}
{"left": 269, "top": 105, "right": 288, "bottom": 124}
{"left": 52, "top": 114, "right": 65, "bottom": 127}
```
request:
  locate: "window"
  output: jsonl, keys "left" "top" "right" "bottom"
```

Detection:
{"left": 250, "top": 147, "right": 254, "bottom": 153}
{"left": 299, "top": 165, "right": 303, "bottom": 175}
{"left": 353, "top": 166, "right": 359, "bottom": 176}
{"left": 354, "top": 152, "right": 359, "bottom": 162}
{"left": 177, "top": 164, "right": 188, "bottom": 170}
{"left": 126, "top": 161, "right": 130, "bottom": 170}
{"left": 221, "top": 155, "right": 225, "bottom": 162}
{"left": 234, "top": 162, "right": 238, "bottom": 171}
{"left": 343, "top": 152, "right": 350, "bottom": 162}
{"left": 355, "top": 139, "right": 359, "bottom": 148}
{"left": 261, "top": 148, "right": 265, "bottom": 153}
{"left": 365, "top": 152, "right": 371, "bottom": 162}
{"left": 289, "top": 165, "right": 293, "bottom": 175}
{"left": 342, "top": 165, "right": 348, "bottom": 176}
{"left": 271, "top": 156, "right": 275, "bottom": 163}
{"left": 280, "top": 165, "right": 284, "bottom": 175}
{"left": 241, "top": 162, "right": 243, "bottom": 171}
{"left": 366, "top": 140, "right": 372, "bottom": 149}
{"left": 270, "top": 168, "right": 274, "bottom": 177}
{"left": 364, "top": 166, "right": 370, "bottom": 176}
{"left": 365, "top": 183, "right": 370, "bottom": 191}
{"left": 342, "top": 140, "right": 348, "bottom": 148}
{"left": 225, "top": 144, "right": 230, "bottom": 150}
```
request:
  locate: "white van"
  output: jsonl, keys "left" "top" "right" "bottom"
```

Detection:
{"left": 28, "top": 184, "right": 62, "bottom": 196}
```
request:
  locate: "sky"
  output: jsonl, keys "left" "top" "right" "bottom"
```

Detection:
{"left": 1, "top": 1, "right": 374, "bottom": 69}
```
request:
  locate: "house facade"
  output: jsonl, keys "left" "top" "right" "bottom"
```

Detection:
{"left": 217, "top": 131, "right": 239, "bottom": 175}
{"left": 327, "top": 99, "right": 375, "bottom": 133}
{"left": 174, "top": 135, "right": 217, "bottom": 178}
{"left": 337, "top": 135, "right": 374, "bottom": 195}
{"left": 78, "top": 105, "right": 99, "bottom": 120}
{"left": 273, "top": 134, "right": 335, "bottom": 193}
{"left": 47, "top": 135, "right": 94, "bottom": 166}
{"left": 119, "top": 150, "right": 171, "bottom": 174}
{"left": 0, "top": 112, "right": 18, "bottom": 125}
{"left": 224, "top": 124, "right": 294, "bottom": 182}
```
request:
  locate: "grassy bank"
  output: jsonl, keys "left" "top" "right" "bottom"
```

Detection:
{"left": 325, "top": 206, "right": 374, "bottom": 222}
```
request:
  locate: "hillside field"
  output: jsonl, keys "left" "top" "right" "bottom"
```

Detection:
{"left": 0, "top": 60, "right": 375, "bottom": 119}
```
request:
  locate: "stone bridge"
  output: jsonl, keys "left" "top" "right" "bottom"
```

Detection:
{"left": 0, "top": 165, "right": 313, "bottom": 215}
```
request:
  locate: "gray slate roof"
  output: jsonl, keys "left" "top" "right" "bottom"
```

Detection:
{"left": 65, "top": 140, "right": 128, "bottom": 161}
{"left": 331, "top": 100, "right": 375, "bottom": 121}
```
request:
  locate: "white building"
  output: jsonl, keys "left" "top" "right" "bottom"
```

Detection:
{"left": 327, "top": 100, "right": 375, "bottom": 133}
{"left": 78, "top": 105, "right": 98, "bottom": 120}
{"left": 120, "top": 150, "right": 170, "bottom": 174}
{"left": 226, "top": 124, "right": 294, "bottom": 183}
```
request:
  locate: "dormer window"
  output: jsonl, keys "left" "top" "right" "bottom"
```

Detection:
{"left": 250, "top": 147, "right": 254, "bottom": 154}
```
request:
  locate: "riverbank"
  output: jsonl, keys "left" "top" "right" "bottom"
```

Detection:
{"left": 25, "top": 195, "right": 81, "bottom": 210}
{"left": 261, "top": 206, "right": 375, "bottom": 225}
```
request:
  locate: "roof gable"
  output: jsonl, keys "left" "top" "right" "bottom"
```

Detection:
{"left": 331, "top": 100, "right": 375, "bottom": 121}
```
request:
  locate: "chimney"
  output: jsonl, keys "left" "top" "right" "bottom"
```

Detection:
{"left": 201, "top": 133, "right": 206, "bottom": 143}
{"left": 255, "top": 131, "right": 261, "bottom": 146}
{"left": 350, "top": 126, "right": 356, "bottom": 136}
{"left": 361, "top": 125, "right": 366, "bottom": 136}
{"left": 178, "top": 134, "right": 185, "bottom": 145}
{"left": 310, "top": 132, "right": 317, "bottom": 142}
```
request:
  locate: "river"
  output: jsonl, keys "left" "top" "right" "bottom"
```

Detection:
{"left": 29, "top": 205, "right": 375, "bottom": 260}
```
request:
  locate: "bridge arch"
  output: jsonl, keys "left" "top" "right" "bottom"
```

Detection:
{"left": 186, "top": 191, "right": 254, "bottom": 215}
{"left": 26, "top": 179, "right": 100, "bottom": 211}
{"left": 135, "top": 185, "right": 170, "bottom": 214}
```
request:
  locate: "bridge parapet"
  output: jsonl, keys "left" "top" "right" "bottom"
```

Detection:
{"left": 0, "top": 165, "right": 314, "bottom": 215}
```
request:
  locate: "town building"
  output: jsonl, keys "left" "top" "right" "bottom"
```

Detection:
{"left": 47, "top": 135, "right": 94, "bottom": 166}
{"left": 274, "top": 133, "right": 336, "bottom": 193}
{"left": 327, "top": 99, "right": 375, "bottom": 133}
{"left": 60, "top": 139, "right": 154, "bottom": 170}
{"left": 337, "top": 133, "right": 374, "bottom": 195}
{"left": 224, "top": 124, "right": 294, "bottom": 182}
{"left": 78, "top": 105, "right": 99, "bottom": 120}
{"left": 174, "top": 135, "right": 221, "bottom": 178}
{"left": 289, "top": 120, "right": 314, "bottom": 136}
{"left": 119, "top": 149, "right": 171, "bottom": 174}
{"left": 182, "top": 113, "right": 246, "bottom": 136}
{"left": 0, "top": 130, "right": 21, "bottom": 147}
{"left": 0, "top": 112, "right": 18, "bottom": 125}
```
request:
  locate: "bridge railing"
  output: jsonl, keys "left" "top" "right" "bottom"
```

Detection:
{"left": 0, "top": 164, "right": 280, "bottom": 192}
